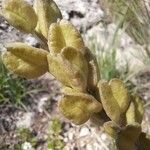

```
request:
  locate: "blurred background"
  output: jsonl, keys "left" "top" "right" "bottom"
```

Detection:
{"left": 0, "top": 0, "right": 150, "bottom": 149}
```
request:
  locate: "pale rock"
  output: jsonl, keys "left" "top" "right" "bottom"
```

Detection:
{"left": 85, "top": 23, "right": 146, "bottom": 73}
{"left": 68, "top": 131, "right": 74, "bottom": 140}
{"left": 24, "top": 35, "right": 39, "bottom": 47}
{"left": 37, "top": 96, "right": 49, "bottom": 113}
{"left": 22, "top": 142, "right": 33, "bottom": 150}
{"left": 101, "top": 133, "right": 107, "bottom": 141}
{"left": 55, "top": 0, "right": 104, "bottom": 30}
{"left": 16, "top": 112, "right": 34, "bottom": 128}
{"left": 79, "top": 127, "right": 90, "bottom": 137}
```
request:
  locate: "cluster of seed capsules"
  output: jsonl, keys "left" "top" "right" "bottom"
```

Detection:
{"left": 1, "top": 0, "right": 150, "bottom": 149}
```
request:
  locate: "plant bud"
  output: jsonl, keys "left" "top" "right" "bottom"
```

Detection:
{"left": 34, "top": 0, "right": 62, "bottom": 39}
{"left": 48, "top": 20, "right": 85, "bottom": 54}
{"left": 2, "top": 42, "right": 49, "bottom": 78}
{"left": 58, "top": 92, "right": 102, "bottom": 125}
{"left": 2, "top": 0, "right": 37, "bottom": 33}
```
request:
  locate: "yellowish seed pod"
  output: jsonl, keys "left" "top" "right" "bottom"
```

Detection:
{"left": 61, "top": 46, "right": 88, "bottom": 81}
{"left": 47, "top": 47, "right": 88, "bottom": 92}
{"left": 48, "top": 20, "right": 85, "bottom": 54}
{"left": 103, "top": 121, "right": 119, "bottom": 138}
{"left": 2, "top": 42, "right": 49, "bottom": 79}
{"left": 116, "top": 123, "right": 141, "bottom": 150}
{"left": 126, "top": 100, "right": 136, "bottom": 124}
{"left": 98, "top": 80, "right": 121, "bottom": 123}
{"left": 2, "top": 0, "right": 37, "bottom": 33}
{"left": 33, "top": 0, "right": 62, "bottom": 39}
{"left": 109, "top": 78, "right": 130, "bottom": 114}
{"left": 139, "top": 132, "right": 150, "bottom": 150}
{"left": 98, "top": 79, "right": 131, "bottom": 124}
{"left": 134, "top": 96, "right": 144, "bottom": 124}
{"left": 58, "top": 92, "right": 102, "bottom": 125}
{"left": 126, "top": 95, "right": 144, "bottom": 124}
{"left": 85, "top": 47, "right": 100, "bottom": 91}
